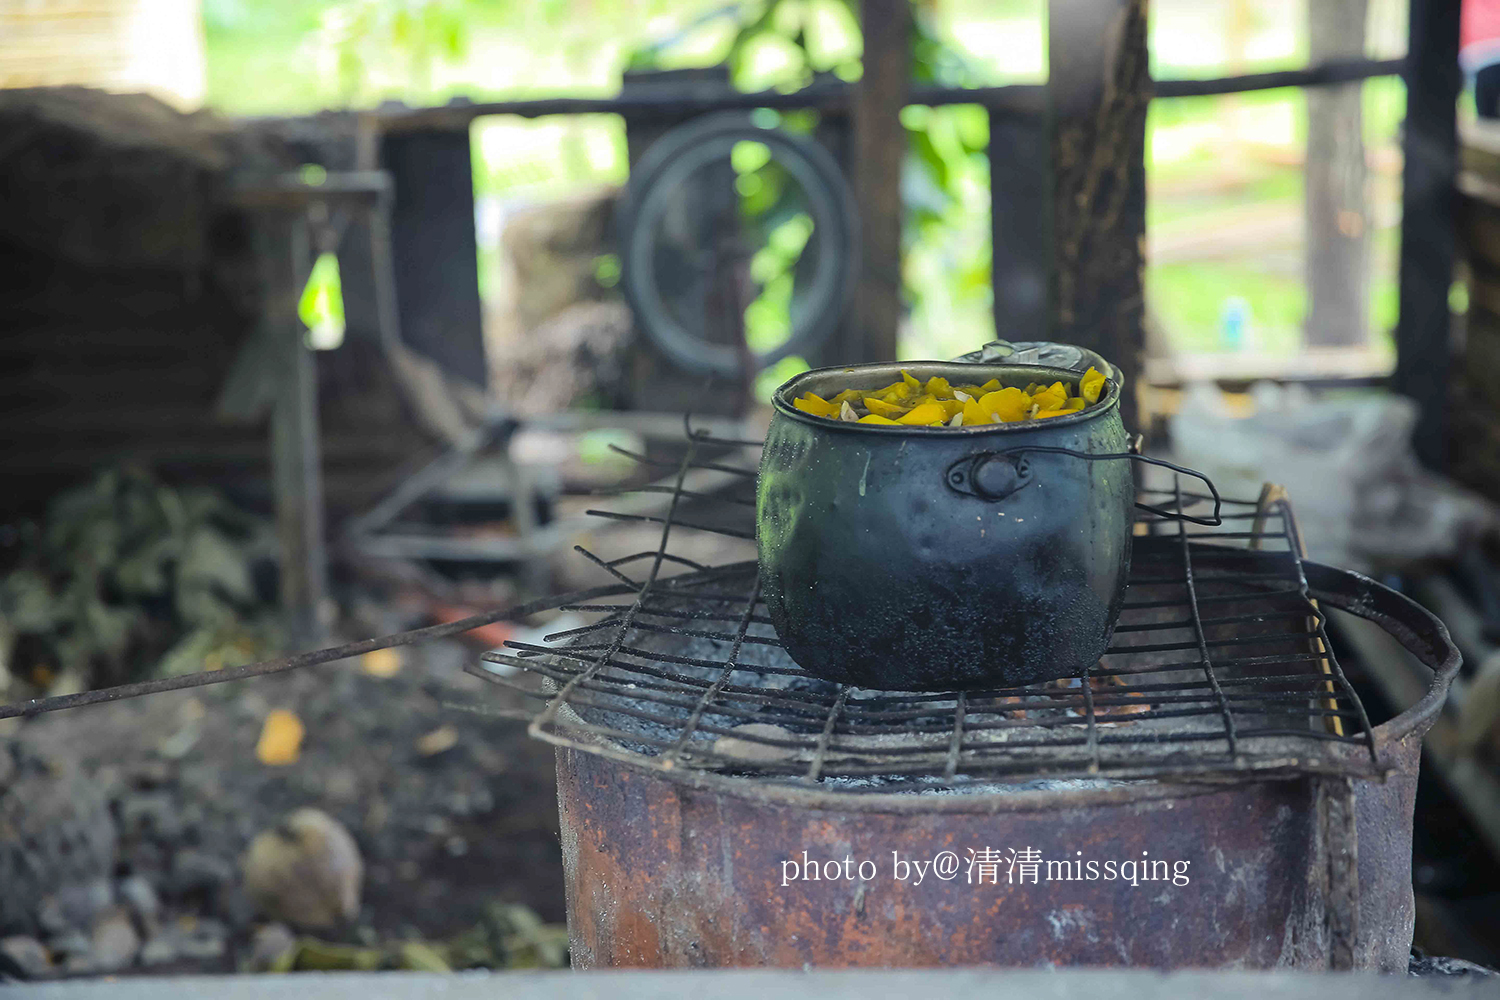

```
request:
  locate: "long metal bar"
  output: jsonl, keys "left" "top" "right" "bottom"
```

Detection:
{"left": 1175, "top": 479, "right": 1239, "bottom": 755}
{"left": 366, "top": 58, "right": 1403, "bottom": 134}
{"left": 661, "top": 575, "right": 762, "bottom": 765}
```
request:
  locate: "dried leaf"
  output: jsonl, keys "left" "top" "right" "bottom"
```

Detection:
{"left": 415, "top": 724, "right": 459, "bottom": 757}
{"left": 361, "top": 648, "right": 402, "bottom": 678}
{"left": 256, "top": 709, "right": 305, "bottom": 766}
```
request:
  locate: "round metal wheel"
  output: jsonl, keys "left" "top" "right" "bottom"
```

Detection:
{"left": 617, "top": 113, "right": 858, "bottom": 377}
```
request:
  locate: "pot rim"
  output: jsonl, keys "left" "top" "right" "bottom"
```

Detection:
{"left": 771, "top": 360, "right": 1120, "bottom": 435}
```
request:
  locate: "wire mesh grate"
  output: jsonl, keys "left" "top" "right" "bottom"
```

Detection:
{"left": 469, "top": 425, "right": 1383, "bottom": 791}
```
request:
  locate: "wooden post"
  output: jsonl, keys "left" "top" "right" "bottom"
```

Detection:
{"left": 1047, "top": 0, "right": 1151, "bottom": 430}
{"left": 990, "top": 110, "right": 1052, "bottom": 343}
{"left": 254, "top": 212, "right": 328, "bottom": 646}
{"left": 850, "top": 0, "right": 910, "bottom": 363}
{"left": 1394, "top": 0, "right": 1462, "bottom": 470}
{"left": 1305, "top": 0, "right": 1370, "bottom": 348}
{"left": 381, "top": 129, "right": 489, "bottom": 388}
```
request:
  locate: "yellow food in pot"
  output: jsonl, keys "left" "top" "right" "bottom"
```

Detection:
{"left": 791, "top": 367, "right": 1107, "bottom": 429}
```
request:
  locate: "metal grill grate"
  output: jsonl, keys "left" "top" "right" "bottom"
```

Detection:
{"left": 470, "top": 425, "right": 1382, "bottom": 790}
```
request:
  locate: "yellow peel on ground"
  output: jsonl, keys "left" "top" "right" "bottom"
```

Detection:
{"left": 256, "top": 709, "right": 305, "bottom": 766}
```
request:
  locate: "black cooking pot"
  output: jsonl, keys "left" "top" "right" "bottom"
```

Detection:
{"left": 756, "top": 361, "right": 1217, "bottom": 691}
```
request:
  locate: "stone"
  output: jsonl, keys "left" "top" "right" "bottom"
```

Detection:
{"left": 118, "top": 791, "right": 182, "bottom": 841}
{"left": 216, "top": 887, "right": 256, "bottom": 931}
{"left": 174, "top": 918, "right": 227, "bottom": 961}
{"left": 117, "top": 874, "right": 161, "bottom": 925}
{"left": 712, "top": 723, "right": 800, "bottom": 763}
{"left": 0, "top": 935, "right": 52, "bottom": 979}
{"left": 138, "top": 917, "right": 227, "bottom": 967}
{"left": 169, "top": 849, "right": 234, "bottom": 895}
{"left": 138, "top": 934, "right": 178, "bottom": 967}
{"left": 242, "top": 808, "right": 362, "bottom": 929}
{"left": 244, "top": 922, "right": 297, "bottom": 972}
{"left": 46, "top": 930, "right": 91, "bottom": 959}
{"left": 36, "top": 878, "right": 113, "bottom": 936}
{"left": 87, "top": 907, "right": 140, "bottom": 972}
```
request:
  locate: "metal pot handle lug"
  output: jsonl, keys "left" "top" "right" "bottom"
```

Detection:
{"left": 948, "top": 445, "right": 1224, "bottom": 527}
{"left": 945, "top": 453, "right": 1032, "bottom": 500}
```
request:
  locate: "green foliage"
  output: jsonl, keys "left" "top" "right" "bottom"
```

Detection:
{"left": 0, "top": 469, "right": 278, "bottom": 693}
{"left": 621, "top": 0, "right": 993, "bottom": 362}
{"left": 316, "top": 0, "right": 472, "bottom": 103}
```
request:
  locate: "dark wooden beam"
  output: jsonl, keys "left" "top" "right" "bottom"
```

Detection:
{"left": 361, "top": 60, "right": 1404, "bottom": 135}
{"left": 1047, "top": 0, "right": 1151, "bottom": 430}
{"left": 1152, "top": 58, "right": 1403, "bottom": 99}
{"left": 248, "top": 211, "right": 328, "bottom": 646}
{"left": 1393, "top": 0, "right": 1462, "bottom": 470}
{"left": 849, "top": 0, "right": 910, "bottom": 363}
{"left": 1304, "top": 0, "right": 1370, "bottom": 347}
{"left": 990, "top": 112, "right": 1052, "bottom": 343}
{"left": 380, "top": 129, "right": 489, "bottom": 388}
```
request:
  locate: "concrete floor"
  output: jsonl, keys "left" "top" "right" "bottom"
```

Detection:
{"left": 12, "top": 968, "right": 1499, "bottom": 999}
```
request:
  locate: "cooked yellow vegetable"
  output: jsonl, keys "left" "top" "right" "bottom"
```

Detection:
{"left": 793, "top": 393, "right": 838, "bottom": 417}
{"left": 863, "top": 396, "right": 908, "bottom": 417}
{"left": 1031, "top": 381, "right": 1067, "bottom": 411}
{"left": 979, "top": 387, "right": 1030, "bottom": 423}
{"left": 1080, "top": 366, "right": 1106, "bottom": 404}
{"left": 897, "top": 401, "right": 948, "bottom": 425}
{"left": 791, "top": 366, "right": 1109, "bottom": 430}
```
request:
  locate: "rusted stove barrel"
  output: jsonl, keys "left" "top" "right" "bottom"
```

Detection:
{"left": 547, "top": 553, "right": 1458, "bottom": 973}
{"left": 557, "top": 727, "right": 1423, "bottom": 971}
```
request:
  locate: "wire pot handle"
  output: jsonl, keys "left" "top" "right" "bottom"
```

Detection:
{"left": 991, "top": 446, "right": 1224, "bottom": 527}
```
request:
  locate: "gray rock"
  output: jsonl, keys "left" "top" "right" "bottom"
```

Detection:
{"left": 47, "top": 929, "right": 92, "bottom": 971}
{"left": 138, "top": 933, "right": 178, "bottom": 967}
{"left": 176, "top": 918, "right": 227, "bottom": 961}
{"left": 87, "top": 907, "right": 140, "bottom": 972}
{"left": 116, "top": 875, "right": 160, "bottom": 925}
{"left": 169, "top": 849, "right": 234, "bottom": 895}
{"left": 35, "top": 897, "right": 69, "bottom": 937}
{"left": 0, "top": 935, "right": 52, "bottom": 979}
{"left": 36, "top": 877, "right": 113, "bottom": 936}
{"left": 118, "top": 791, "right": 182, "bottom": 841}
{"left": 242, "top": 808, "right": 363, "bottom": 929}
{"left": 139, "top": 918, "right": 227, "bottom": 967}
{"left": 244, "top": 922, "right": 296, "bottom": 972}
{"left": 0, "top": 750, "right": 117, "bottom": 935}
{"left": 216, "top": 887, "right": 256, "bottom": 931}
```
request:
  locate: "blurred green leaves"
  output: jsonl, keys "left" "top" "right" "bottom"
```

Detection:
{"left": 0, "top": 469, "right": 278, "bottom": 694}
{"left": 316, "top": 0, "right": 472, "bottom": 103}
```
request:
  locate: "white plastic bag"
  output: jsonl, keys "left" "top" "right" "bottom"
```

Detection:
{"left": 1167, "top": 383, "right": 1497, "bottom": 571}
